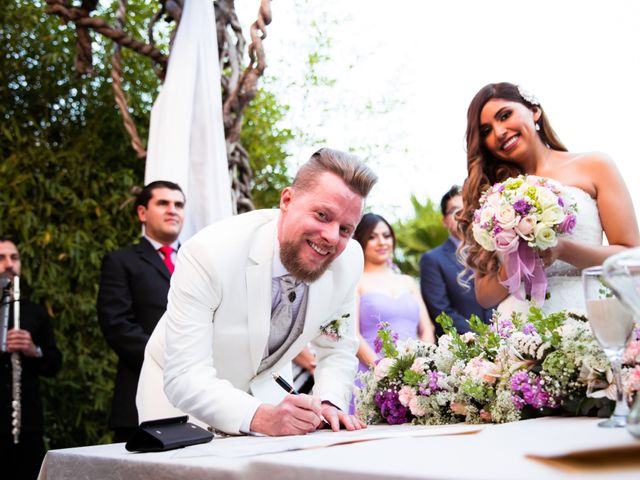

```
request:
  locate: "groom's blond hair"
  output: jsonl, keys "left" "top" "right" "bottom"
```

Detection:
{"left": 292, "top": 148, "right": 378, "bottom": 198}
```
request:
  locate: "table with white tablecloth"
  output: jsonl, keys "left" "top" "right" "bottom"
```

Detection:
{"left": 38, "top": 417, "right": 640, "bottom": 480}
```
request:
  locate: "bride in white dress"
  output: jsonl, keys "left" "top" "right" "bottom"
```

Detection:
{"left": 457, "top": 82, "right": 640, "bottom": 316}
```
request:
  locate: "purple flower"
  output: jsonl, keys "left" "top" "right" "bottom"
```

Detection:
{"left": 497, "top": 319, "right": 514, "bottom": 338}
{"left": 557, "top": 197, "right": 565, "bottom": 208}
{"left": 557, "top": 213, "right": 576, "bottom": 234}
{"left": 511, "top": 394, "right": 526, "bottom": 409}
{"left": 512, "top": 199, "right": 531, "bottom": 216}
{"left": 522, "top": 323, "right": 537, "bottom": 335}
{"left": 510, "top": 372, "right": 557, "bottom": 410}
{"left": 373, "top": 337, "right": 383, "bottom": 354}
{"left": 374, "top": 390, "right": 410, "bottom": 424}
{"left": 418, "top": 371, "right": 445, "bottom": 396}
{"left": 493, "top": 225, "right": 503, "bottom": 235}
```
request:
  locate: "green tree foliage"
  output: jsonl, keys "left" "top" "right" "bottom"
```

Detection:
{"left": 2, "top": 0, "right": 293, "bottom": 447}
{"left": 393, "top": 195, "right": 448, "bottom": 277}
{"left": 241, "top": 84, "right": 293, "bottom": 208}
{"left": 1, "top": 0, "right": 159, "bottom": 448}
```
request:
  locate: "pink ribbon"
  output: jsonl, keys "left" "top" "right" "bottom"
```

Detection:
{"left": 499, "top": 242, "right": 547, "bottom": 304}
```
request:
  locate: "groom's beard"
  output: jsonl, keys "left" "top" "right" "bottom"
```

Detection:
{"left": 280, "top": 239, "right": 335, "bottom": 283}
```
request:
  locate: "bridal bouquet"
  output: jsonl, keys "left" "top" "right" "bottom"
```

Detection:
{"left": 354, "top": 309, "right": 640, "bottom": 426}
{"left": 472, "top": 175, "right": 578, "bottom": 304}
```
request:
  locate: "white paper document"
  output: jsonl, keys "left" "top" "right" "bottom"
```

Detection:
{"left": 172, "top": 423, "right": 483, "bottom": 458}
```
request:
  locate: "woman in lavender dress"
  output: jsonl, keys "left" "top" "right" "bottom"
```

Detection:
{"left": 350, "top": 214, "right": 435, "bottom": 413}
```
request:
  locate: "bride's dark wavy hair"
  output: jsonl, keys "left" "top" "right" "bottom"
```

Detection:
{"left": 458, "top": 82, "right": 568, "bottom": 277}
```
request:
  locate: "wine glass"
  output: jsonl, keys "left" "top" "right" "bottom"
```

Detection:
{"left": 602, "top": 247, "right": 640, "bottom": 436}
{"left": 582, "top": 266, "right": 635, "bottom": 427}
{"left": 602, "top": 247, "right": 640, "bottom": 319}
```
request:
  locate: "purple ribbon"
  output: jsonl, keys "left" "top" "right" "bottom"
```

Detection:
{"left": 499, "top": 242, "right": 547, "bottom": 304}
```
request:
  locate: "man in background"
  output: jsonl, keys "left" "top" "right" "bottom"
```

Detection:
{"left": 97, "top": 181, "right": 185, "bottom": 442}
{"left": 420, "top": 185, "right": 493, "bottom": 334}
{"left": 1, "top": 237, "right": 62, "bottom": 480}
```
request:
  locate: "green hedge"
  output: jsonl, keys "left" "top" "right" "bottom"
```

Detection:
{"left": 2, "top": 1, "right": 292, "bottom": 447}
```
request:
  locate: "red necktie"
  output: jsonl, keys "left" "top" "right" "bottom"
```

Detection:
{"left": 159, "top": 245, "right": 175, "bottom": 274}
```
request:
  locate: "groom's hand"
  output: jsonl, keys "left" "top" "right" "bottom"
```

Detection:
{"left": 320, "top": 402, "right": 367, "bottom": 432}
{"left": 250, "top": 394, "right": 324, "bottom": 436}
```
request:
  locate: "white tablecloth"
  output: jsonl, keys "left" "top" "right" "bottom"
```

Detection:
{"left": 38, "top": 417, "right": 640, "bottom": 480}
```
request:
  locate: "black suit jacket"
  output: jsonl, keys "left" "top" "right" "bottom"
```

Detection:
{"left": 1, "top": 300, "right": 62, "bottom": 434}
{"left": 97, "top": 237, "right": 172, "bottom": 429}
{"left": 420, "top": 237, "right": 493, "bottom": 335}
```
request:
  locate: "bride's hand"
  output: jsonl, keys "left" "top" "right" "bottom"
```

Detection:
{"left": 538, "top": 240, "right": 563, "bottom": 267}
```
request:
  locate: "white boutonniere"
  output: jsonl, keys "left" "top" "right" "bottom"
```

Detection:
{"left": 320, "top": 313, "right": 349, "bottom": 341}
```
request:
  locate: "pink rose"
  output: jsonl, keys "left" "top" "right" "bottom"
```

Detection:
{"left": 515, "top": 215, "right": 536, "bottom": 239}
{"left": 479, "top": 409, "right": 492, "bottom": 422}
{"left": 398, "top": 386, "right": 417, "bottom": 407}
{"left": 450, "top": 401, "right": 468, "bottom": 416}
{"left": 410, "top": 357, "right": 429, "bottom": 373}
{"left": 464, "top": 356, "right": 501, "bottom": 384}
{"left": 624, "top": 366, "right": 640, "bottom": 400}
{"left": 494, "top": 229, "right": 519, "bottom": 254}
{"left": 409, "top": 396, "right": 426, "bottom": 417}
{"left": 624, "top": 340, "right": 640, "bottom": 364}
{"left": 374, "top": 357, "right": 394, "bottom": 380}
{"left": 557, "top": 213, "right": 577, "bottom": 234}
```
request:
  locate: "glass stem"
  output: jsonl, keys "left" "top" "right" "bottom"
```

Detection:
{"left": 612, "top": 356, "right": 630, "bottom": 417}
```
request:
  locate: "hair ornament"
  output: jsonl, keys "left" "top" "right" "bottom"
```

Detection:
{"left": 517, "top": 85, "right": 540, "bottom": 106}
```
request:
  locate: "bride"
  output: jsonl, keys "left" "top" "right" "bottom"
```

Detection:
{"left": 457, "top": 82, "right": 640, "bottom": 316}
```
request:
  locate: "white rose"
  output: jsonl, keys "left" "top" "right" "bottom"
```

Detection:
{"left": 495, "top": 204, "right": 517, "bottom": 229}
{"left": 533, "top": 223, "right": 557, "bottom": 250}
{"left": 479, "top": 206, "right": 495, "bottom": 225}
{"left": 536, "top": 187, "right": 558, "bottom": 209}
{"left": 473, "top": 224, "right": 496, "bottom": 251}
{"left": 486, "top": 192, "right": 501, "bottom": 208}
{"left": 540, "top": 205, "right": 564, "bottom": 226}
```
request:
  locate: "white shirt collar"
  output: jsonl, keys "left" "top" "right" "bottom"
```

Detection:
{"left": 272, "top": 240, "right": 288, "bottom": 278}
{"left": 144, "top": 235, "right": 180, "bottom": 252}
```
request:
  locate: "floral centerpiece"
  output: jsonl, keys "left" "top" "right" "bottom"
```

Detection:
{"left": 472, "top": 175, "right": 578, "bottom": 304}
{"left": 355, "top": 308, "right": 640, "bottom": 426}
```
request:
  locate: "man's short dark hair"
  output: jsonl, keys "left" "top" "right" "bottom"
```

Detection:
{"left": 134, "top": 181, "right": 184, "bottom": 210}
{"left": 0, "top": 235, "right": 16, "bottom": 245}
{"left": 440, "top": 185, "right": 462, "bottom": 216}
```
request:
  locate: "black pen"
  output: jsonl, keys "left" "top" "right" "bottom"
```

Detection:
{"left": 271, "top": 372, "right": 299, "bottom": 394}
{"left": 271, "top": 372, "right": 330, "bottom": 427}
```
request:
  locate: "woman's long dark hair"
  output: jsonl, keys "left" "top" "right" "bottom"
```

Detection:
{"left": 353, "top": 213, "right": 396, "bottom": 254}
{"left": 459, "top": 82, "right": 567, "bottom": 277}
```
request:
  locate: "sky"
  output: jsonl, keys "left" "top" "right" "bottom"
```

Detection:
{"left": 237, "top": 0, "right": 640, "bottom": 222}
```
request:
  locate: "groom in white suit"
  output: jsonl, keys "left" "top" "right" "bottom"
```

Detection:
{"left": 137, "top": 148, "right": 377, "bottom": 436}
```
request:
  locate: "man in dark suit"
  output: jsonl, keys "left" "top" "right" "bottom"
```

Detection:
{"left": 97, "top": 181, "right": 185, "bottom": 442}
{"left": 420, "top": 186, "right": 493, "bottom": 335}
{"left": 1, "top": 236, "right": 62, "bottom": 480}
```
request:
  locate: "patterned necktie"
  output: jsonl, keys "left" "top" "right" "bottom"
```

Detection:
{"left": 159, "top": 245, "right": 175, "bottom": 274}
{"left": 268, "top": 274, "right": 300, "bottom": 354}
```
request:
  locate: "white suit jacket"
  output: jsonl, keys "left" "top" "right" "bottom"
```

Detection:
{"left": 137, "top": 209, "right": 362, "bottom": 434}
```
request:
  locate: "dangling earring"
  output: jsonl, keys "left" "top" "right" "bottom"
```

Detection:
{"left": 535, "top": 122, "right": 541, "bottom": 131}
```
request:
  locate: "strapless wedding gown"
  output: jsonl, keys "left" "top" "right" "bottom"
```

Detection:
{"left": 497, "top": 186, "right": 603, "bottom": 317}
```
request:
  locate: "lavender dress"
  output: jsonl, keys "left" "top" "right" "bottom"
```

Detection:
{"left": 351, "top": 291, "right": 421, "bottom": 413}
